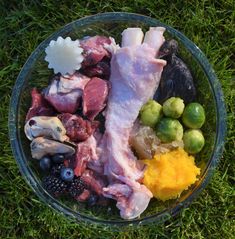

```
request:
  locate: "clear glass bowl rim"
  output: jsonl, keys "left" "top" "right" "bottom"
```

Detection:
{"left": 8, "top": 12, "right": 227, "bottom": 227}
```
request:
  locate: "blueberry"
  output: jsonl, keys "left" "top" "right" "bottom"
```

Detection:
{"left": 52, "top": 154, "right": 65, "bottom": 164}
{"left": 87, "top": 194, "right": 99, "bottom": 207}
{"left": 39, "top": 157, "right": 51, "bottom": 171}
{"left": 60, "top": 167, "right": 74, "bottom": 182}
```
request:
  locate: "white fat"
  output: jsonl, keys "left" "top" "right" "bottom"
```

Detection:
{"left": 104, "top": 37, "right": 120, "bottom": 54}
{"left": 121, "top": 28, "right": 144, "bottom": 47}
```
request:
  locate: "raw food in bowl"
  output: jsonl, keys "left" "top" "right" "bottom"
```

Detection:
{"left": 9, "top": 12, "right": 226, "bottom": 226}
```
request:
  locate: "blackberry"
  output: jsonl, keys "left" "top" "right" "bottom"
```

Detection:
{"left": 42, "top": 175, "right": 68, "bottom": 197}
{"left": 51, "top": 163, "right": 64, "bottom": 177}
{"left": 68, "top": 177, "right": 85, "bottom": 198}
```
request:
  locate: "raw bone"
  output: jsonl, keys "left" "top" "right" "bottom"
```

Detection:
{"left": 101, "top": 27, "right": 166, "bottom": 219}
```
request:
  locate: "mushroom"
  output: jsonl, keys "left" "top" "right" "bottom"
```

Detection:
{"left": 30, "top": 137, "right": 75, "bottom": 160}
{"left": 24, "top": 116, "right": 67, "bottom": 142}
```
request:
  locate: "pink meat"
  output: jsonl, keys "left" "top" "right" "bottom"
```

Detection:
{"left": 68, "top": 135, "right": 99, "bottom": 176}
{"left": 75, "top": 189, "right": 91, "bottom": 202}
{"left": 26, "top": 88, "right": 55, "bottom": 121}
{"left": 100, "top": 27, "right": 166, "bottom": 219}
{"left": 80, "top": 36, "right": 111, "bottom": 67}
{"left": 81, "top": 169, "right": 107, "bottom": 196}
{"left": 83, "top": 77, "right": 109, "bottom": 120}
{"left": 58, "top": 113, "right": 99, "bottom": 142}
{"left": 44, "top": 72, "right": 91, "bottom": 113}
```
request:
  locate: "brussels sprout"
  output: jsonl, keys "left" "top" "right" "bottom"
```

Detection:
{"left": 182, "top": 103, "right": 205, "bottom": 129}
{"left": 183, "top": 129, "right": 205, "bottom": 154}
{"left": 162, "top": 97, "right": 185, "bottom": 118}
{"left": 140, "top": 100, "right": 162, "bottom": 128}
{"left": 156, "top": 118, "right": 183, "bottom": 143}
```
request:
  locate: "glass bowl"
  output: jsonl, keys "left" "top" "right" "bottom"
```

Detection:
{"left": 8, "top": 12, "right": 226, "bottom": 226}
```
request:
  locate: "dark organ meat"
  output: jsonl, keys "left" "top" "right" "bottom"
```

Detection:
{"left": 26, "top": 88, "right": 55, "bottom": 121}
{"left": 154, "top": 39, "right": 197, "bottom": 104}
{"left": 81, "top": 61, "right": 111, "bottom": 79}
{"left": 83, "top": 77, "right": 109, "bottom": 120}
{"left": 80, "top": 36, "right": 112, "bottom": 67}
{"left": 100, "top": 27, "right": 166, "bottom": 219}
{"left": 43, "top": 72, "right": 91, "bottom": 113}
{"left": 58, "top": 113, "right": 99, "bottom": 142}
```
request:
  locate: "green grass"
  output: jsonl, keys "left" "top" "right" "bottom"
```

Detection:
{"left": 0, "top": 0, "right": 234, "bottom": 238}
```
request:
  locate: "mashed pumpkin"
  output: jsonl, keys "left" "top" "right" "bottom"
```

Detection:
{"left": 142, "top": 148, "right": 200, "bottom": 201}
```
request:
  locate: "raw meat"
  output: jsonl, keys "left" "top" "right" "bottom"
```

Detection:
{"left": 26, "top": 88, "right": 55, "bottom": 121}
{"left": 101, "top": 27, "right": 166, "bottom": 219}
{"left": 80, "top": 36, "right": 111, "bottom": 67}
{"left": 154, "top": 39, "right": 197, "bottom": 104}
{"left": 58, "top": 113, "right": 99, "bottom": 142}
{"left": 67, "top": 135, "right": 99, "bottom": 176}
{"left": 81, "top": 60, "right": 110, "bottom": 79}
{"left": 81, "top": 169, "right": 107, "bottom": 196}
{"left": 83, "top": 77, "right": 109, "bottom": 120}
{"left": 43, "top": 72, "right": 91, "bottom": 113}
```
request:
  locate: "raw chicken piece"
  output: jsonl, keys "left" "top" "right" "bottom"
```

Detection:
{"left": 103, "top": 179, "right": 152, "bottom": 219}
{"left": 83, "top": 77, "right": 109, "bottom": 120}
{"left": 26, "top": 88, "right": 55, "bottom": 121}
{"left": 80, "top": 36, "right": 111, "bottom": 67}
{"left": 43, "top": 72, "right": 91, "bottom": 113}
{"left": 58, "top": 113, "right": 99, "bottom": 142}
{"left": 100, "top": 27, "right": 166, "bottom": 219}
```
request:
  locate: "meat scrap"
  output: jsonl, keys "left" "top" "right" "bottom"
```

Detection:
{"left": 80, "top": 36, "right": 112, "bottom": 67}
{"left": 43, "top": 72, "right": 91, "bottom": 113}
{"left": 83, "top": 77, "right": 109, "bottom": 120}
{"left": 81, "top": 169, "right": 107, "bottom": 196}
{"left": 26, "top": 88, "right": 55, "bottom": 121}
{"left": 58, "top": 113, "right": 99, "bottom": 142}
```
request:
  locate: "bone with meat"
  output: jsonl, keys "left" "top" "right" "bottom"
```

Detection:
{"left": 100, "top": 27, "right": 166, "bottom": 219}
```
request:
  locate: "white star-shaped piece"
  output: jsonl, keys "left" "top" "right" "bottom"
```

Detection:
{"left": 45, "top": 36, "right": 84, "bottom": 75}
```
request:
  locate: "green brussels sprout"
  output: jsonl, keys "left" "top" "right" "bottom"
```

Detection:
{"left": 182, "top": 103, "right": 205, "bottom": 129}
{"left": 140, "top": 100, "right": 162, "bottom": 128}
{"left": 183, "top": 129, "right": 205, "bottom": 154}
{"left": 162, "top": 97, "right": 185, "bottom": 118}
{"left": 156, "top": 118, "right": 183, "bottom": 143}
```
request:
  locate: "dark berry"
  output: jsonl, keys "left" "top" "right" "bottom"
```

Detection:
{"left": 39, "top": 157, "right": 51, "bottom": 171}
{"left": 52, "top": 154, "right": 65, "bottom": 163}
{"left": 51, "top": 163, "right": 64, "bottom": 177}
{"left": 60, "top": 167, "right": 74, "bottom": 182}
{"left": 42, "top": 175, "right": 68, "bottom": 197}
{"left": 87, "top": 194, "right": 99, "bottom": 207}
{"left": 68, "top": 177, "right": 85, "bottom": 198}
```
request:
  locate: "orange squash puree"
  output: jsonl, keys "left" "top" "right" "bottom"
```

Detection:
{"left": 142, "top": 148, "right": 200, "bottom": 201}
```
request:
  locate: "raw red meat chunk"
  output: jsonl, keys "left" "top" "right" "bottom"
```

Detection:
{"left": 43, "top": 73, "right": 91, "bottom": 113}
{"left": 80, "top": 36, "right": 111, "bottom": 67}
{"left": 83, "top": 77, "right": 109, "bottom": 120}
{"left": 58, "top": 113, "right": 99, "bottom": 142}
{"left": 26, "top": 88, "right": 55, "bottom": 121}
{"left": 81, "top": 61, "right": 110, "bottom": 79}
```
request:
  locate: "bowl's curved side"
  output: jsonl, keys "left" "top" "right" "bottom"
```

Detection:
{"left": 8, "top": 12, "right": 226, "bottom": 226}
